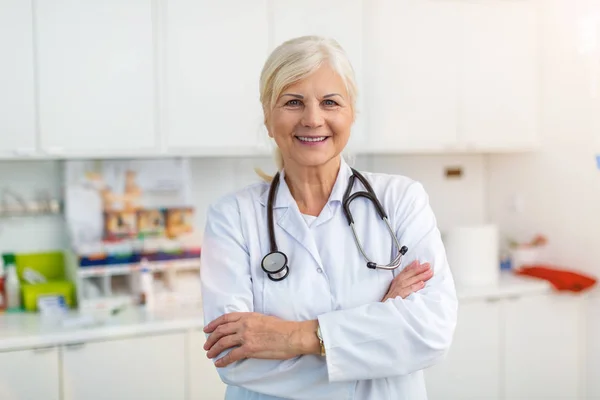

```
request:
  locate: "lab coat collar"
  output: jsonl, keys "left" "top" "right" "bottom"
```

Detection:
{"left": 258, "top": 157, "right": 353, "bottom": 209}
{"left": 257, "top": 157, "right": 353, "bottom": 269}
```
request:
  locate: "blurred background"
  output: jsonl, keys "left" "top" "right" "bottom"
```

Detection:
{"left": 0, "top": 0, "right": 599, "bottom": 399}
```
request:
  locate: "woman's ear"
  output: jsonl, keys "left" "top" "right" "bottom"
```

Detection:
{"left": 264, "top": 116, "right": 274, "bottom": 138}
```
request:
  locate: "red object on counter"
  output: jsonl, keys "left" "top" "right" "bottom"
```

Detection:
{"left": 515, "top": 265, "right": 597, "bottom": 292}
{"left": 0, "top": 274, "right": 5, "bottom": 311}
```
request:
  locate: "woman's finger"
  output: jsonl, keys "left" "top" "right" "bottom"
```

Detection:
{"left": 204, "top": 312, "right": 242, "bottom": 333}
{"left": 394, "top": 262, "right": 429, "bottom": 282}
{"left": 207, "top": 332, "right": 242, "bottom": 359}
{"left": 399, "top": 265, "right": 433, "bottom": 289}
{"left": 204, "top": 322, "right": 238, "bottom": 351}
{"left": 383, "top": 278, "right": 428, "bottom": 302}
{"left": 215, "top": 346, "right": 247, "bottom": 368}
{"left": 399, "top": 281, "right": 426, "bottom": 299}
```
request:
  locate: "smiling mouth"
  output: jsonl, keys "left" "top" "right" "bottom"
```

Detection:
{"left": 295, "top": 136, "right": 329, "bottom": 143}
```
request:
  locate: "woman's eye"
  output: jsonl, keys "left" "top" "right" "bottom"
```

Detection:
{"left": 285, "top": 99, "right": 302, "bottom": 107}
{"left": 323, "top": 99, "right": 339, "bottom": 107}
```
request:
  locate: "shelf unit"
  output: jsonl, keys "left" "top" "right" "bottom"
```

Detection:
{"left": 66, "top": 253, "right": 202, "bottom": 312}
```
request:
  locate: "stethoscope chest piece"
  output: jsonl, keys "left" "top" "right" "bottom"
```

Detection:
{"left": 261, "top": 251, "right": 289, "bottom": 281}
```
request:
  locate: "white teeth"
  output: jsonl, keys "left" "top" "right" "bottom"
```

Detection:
{"left": 297, "top": 136, "right": 327, "bottom": 142}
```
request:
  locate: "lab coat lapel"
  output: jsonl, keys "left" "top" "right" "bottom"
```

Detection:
{"left": 274, "top": 176, "right": 323, "bottom": 269}
{"left": 313, "top": 158, "right": 353, "bottom": 227}
{"left": 257, "top": 158, "right": 354, "bottom": 268}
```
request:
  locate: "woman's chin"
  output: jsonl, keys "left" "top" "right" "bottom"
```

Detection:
{"left": 292, "top": 152, "right": 341, "bottom": 169}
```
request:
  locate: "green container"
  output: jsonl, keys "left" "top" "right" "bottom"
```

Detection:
{"left": 14, "top": 251, "right": 65, "bottom": 281}
{"left": 7, "top": 251, "right": 75, "bottom": 312}
{"left": 22, "top": 281, "right": 76, "bottom": 312}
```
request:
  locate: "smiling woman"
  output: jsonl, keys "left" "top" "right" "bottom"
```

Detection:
{"left": 257, "top": 36, "right": 357, "bottom": 181}
{"left": 200, "top": 35, "right": 457, "bottom": 400}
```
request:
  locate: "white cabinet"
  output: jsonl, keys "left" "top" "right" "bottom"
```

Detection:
{"left": 425, "top": 299, "right": 501, "bottom": 400}
{"left": 425, "top": 293, "right": 584, "bottom": 400}
{"left": 458, "top": 0, "right": 539, "bottom": 151}
{"left": 504, "top": 293, "right": 583, "bottom": 399}
{"left": 35, "top": 0, "right": 157, "bottom": 156}
{"left": 270, "top": 0, "right": 367, "bottom": 148}
{"left": 163, "top": 0, "right": 269, "bottom": 155}
{"left": 0, "top": 346, "right": 60, "bottom": 400}
{"left": 61, "top": 332, "right": 186, "bottom": 400}
{"left": 188, "top": 329, "right": 227, "bottom": 400}
{"left": 364, "top": 0, "right": 460, "bottom": 153}
{"left": 0, "top": 0, "right": 36, "bottom": 157}
{"left": 364, "top": 0, "right": 539, "bottom": 153}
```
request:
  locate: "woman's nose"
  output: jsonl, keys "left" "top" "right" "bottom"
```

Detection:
{"left": 301, "top": 103, "right": 324, "bottom": 128}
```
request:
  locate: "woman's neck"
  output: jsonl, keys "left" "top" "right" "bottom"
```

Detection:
{"left": 283, "top": 156, "right": 341, "bottom": 217}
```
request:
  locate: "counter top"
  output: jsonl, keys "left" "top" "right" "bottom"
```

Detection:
{"left": 456, "top": 270, "right": 553, "bottom": 301}
{"left": 0, "top": 306, "right": 205, "bottom": 352}
{"left": 0, "top": 271, "right": 557, "bottom": 352}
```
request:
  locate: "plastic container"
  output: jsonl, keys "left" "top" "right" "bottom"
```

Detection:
{"left": 5, "top": 262, "right": 21, "bottom": 312}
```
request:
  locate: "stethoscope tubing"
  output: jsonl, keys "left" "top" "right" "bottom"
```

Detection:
{"left": 262, "top": 168, "right": 408, "bottom": 281}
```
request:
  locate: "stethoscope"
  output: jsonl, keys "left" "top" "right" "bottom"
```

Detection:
{"left": 261, "top": 168, "right": 408, "bottom": 281}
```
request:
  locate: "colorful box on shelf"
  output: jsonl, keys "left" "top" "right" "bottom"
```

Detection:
{"left": 76, "top": 237, "right": 201, "bottom": 268}
{"left": 9, "top": 251, "right": 76, "bottom": 312}
{"left": 104, "top": 207, "right": 194, "bottom": 241}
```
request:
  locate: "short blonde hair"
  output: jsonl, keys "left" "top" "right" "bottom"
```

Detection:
{"left": 256, "top": 36, "right": 358, "bottom": 180}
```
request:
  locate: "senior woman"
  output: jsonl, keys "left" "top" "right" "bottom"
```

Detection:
{"left": 200, "top": 36, "right": 458, "bottom": 399}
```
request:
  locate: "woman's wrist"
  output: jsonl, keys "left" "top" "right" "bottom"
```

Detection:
{"left": 291, "top": 320, "right": 321, "bottom": 356}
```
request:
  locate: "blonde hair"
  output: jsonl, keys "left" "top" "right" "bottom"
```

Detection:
{"left": 255, "top": 36, "right": 358, "bottom": 182}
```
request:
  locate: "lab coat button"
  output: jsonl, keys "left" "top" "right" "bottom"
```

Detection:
{"left": 317, "top": 268, "right": 323, "bottom": 273}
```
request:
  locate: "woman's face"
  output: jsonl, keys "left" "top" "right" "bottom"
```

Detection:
{"left": 266, "top": 63, "right": 354, "bottom": 170}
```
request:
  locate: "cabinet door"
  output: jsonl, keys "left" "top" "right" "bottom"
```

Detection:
{"left": 0, "top": 0, "right": 36, "bottom": 157}
{"left": 270, "top": 0, "right": 367, "bottom": 148}
{"left": 188, "top": 329, "right": 227, "bottom": 400}
{"left": 504, "top": 294, "right": 583, "bottom": 399}
{"left": 458, "top": 0, "right": 539, "bottom": 151}
{"left": 365, "top": 0, "right": 460, "bottom": 152}
{"left": 587, "top": 295, "right": 600, "bottom": 399}
{"left": 164, "top": 0, "right": 269, "bottom": 155}
{"left": 35, "top": 0, "right": 157, "bottom": 156}
{"left": 425, "top": 299, "right": 501, "bottom": 400}
{"left": 61, "top": 333, "right": 186, "bottom": 400}
{"left": 0, "top": 346, "right": 60, "bottom": 400}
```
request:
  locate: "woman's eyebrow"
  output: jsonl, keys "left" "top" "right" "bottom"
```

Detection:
{"left": 281, "top": 93, "right": 304, "bottom": 99}
{"left": 323, "top": 93, "right": 342, "bottom": 98}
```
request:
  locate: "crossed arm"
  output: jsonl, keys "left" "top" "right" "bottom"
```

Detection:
{"left": 200, "top": 183, "right": 457, "bottom": 397}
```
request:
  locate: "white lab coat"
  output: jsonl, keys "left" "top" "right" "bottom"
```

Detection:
{"left": 200, "top": 158, "right": 458, "bottom": 400}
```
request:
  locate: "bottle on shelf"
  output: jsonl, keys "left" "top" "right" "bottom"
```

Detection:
{"left": 5, "top": 260, "right": 21, "bottom": 312}
{"left": 139, "top": 258, "right": 155, "bottom": 310}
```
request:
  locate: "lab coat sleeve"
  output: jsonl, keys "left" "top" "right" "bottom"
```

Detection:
{"left": 200, "top": 196, "right": 353, "bottom": 399}
{"left": 317, "top": 181, "right": 458, "bottom": 382}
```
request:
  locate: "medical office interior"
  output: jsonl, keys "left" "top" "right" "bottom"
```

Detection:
{"left": 0, "top": 0, "right": 599, "bottom": 399}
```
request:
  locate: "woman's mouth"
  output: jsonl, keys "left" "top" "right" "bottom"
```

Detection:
{"left": 295, "top": 136, "right": 329, "bottom": 145}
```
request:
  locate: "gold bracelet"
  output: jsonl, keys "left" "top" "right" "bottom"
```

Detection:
{"left": 316, "top": 326, "right": 326, "bottom": 356}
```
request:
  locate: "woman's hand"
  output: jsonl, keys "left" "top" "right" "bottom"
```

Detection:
{"left": 381, "top": 261, "right": 433, "bottom": 302}
{"left": 203, "top": 313, "right": 319, "bottom": 368}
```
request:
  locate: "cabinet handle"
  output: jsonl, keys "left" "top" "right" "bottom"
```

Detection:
{"left": 485, "top": 297, "right": 501, "bottom": 303}
{"left": 32, "top": 346, "right": 55, "bottom": 354}
{"left": 64, "top": 342, "right": 86, "bottom": 351}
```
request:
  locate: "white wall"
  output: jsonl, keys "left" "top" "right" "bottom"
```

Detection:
{"left": 0, "top": 154, "right": 486, "bottom": 254}
{"left": 486, "top": 0, "right": 600, "bottom": 396}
